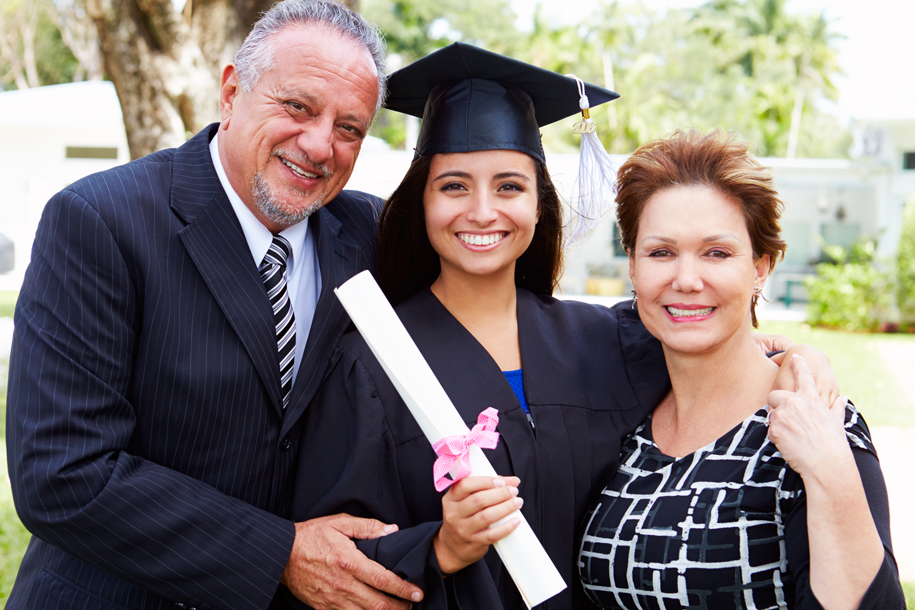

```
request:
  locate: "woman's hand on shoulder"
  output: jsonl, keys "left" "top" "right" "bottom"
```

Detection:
{"left": 433, "top": 476, "right": 522, "bottom": 575}
{"left": 766, "top": 354, "right": 852, "bottom": 481}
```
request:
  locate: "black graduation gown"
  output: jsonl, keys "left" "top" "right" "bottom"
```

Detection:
{"left": 290, "top": 289, "right": 669, "bottom": 609}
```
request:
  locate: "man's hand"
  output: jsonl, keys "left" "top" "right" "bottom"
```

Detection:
{"left": 281, "top": 514, "right": 424, "bottom": 610}
{"left": 771, "top": 344, "right": 839, "bottom": 407}
{"left": 751, "top": 331, "right": 793, "bottom": 355}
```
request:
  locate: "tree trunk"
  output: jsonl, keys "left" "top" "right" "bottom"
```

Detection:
{"left": 85, "top": 0, "right": 277, "bottom": 159}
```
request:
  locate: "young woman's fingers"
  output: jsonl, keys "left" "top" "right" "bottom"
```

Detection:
{"left": 476, "top": 515, "right": 522, "bottom": 546}
{"left": 446, "top": 476, "right": 519, "bottom": 501}
{"left": 457, "top": 496, "right": 523, "bottom": 539}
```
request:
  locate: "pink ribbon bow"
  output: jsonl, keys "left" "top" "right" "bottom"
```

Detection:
{"left": 432, "top": 407, "right": 500, "bottom": 492}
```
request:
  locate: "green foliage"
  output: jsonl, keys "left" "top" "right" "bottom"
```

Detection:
{"left": 805, "top": 238, "right": 893, "bottom": 331}
{"left": 588, "top": 0, "right": 846, "bottom": 156}
{"left": 0, "top": 0, "right": 82, "bottom": 90}
{"left": 904, "top": 581, "right": 915, "bottom": 610}
{"left": 2, "top": 354, "right": 31, "bottom": 603}
{"left": 363, "top": 0, "right": 523, "bottom": 61}
{"left": 897, "top": 198, "right": 915, "bottom": 328}
{"left": 365, "top": 0, "right": 850, "bottom": 157}
{"left": 1, "top": 443, "right": 30, "bottom": 605}
{"left": 363, "top": 0, "right": 525, "bottom": 150}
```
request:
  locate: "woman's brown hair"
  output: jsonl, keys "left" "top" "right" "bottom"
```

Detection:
{"left": 377, "top": 154, "right": 564, "bottom": 306}
{"left": 615, "top": 128, "right": 787, "bottom": 327}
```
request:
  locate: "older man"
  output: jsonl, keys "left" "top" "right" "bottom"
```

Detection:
{"left": 6, "top": 2, "right": 422, "bottom": 609}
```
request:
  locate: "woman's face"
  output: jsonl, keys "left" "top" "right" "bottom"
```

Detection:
{"left": 629, "top": 185, "right": 770, "bottom": 356}
{"left": 423, "top": 150, "right": 540, "bottom": 284}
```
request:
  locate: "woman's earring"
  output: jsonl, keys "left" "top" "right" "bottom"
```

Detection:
{"left": 753, "top": 286, "right": 763, "bottom": 297}
{"left": 631, "top": 289, "right": 637, "bottom": 309}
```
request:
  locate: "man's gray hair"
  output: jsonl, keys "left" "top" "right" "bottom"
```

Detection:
{"left": 235, "top": 0, "right": 387, "bottom": 113}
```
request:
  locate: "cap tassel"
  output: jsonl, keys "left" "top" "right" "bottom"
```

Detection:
{"left": 565, "top": 75, "right": 617, "bottom": 245}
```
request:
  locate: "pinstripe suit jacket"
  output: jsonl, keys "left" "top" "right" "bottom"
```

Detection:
{"left": 5, "top": 124, "right": 381, "bottom": 610}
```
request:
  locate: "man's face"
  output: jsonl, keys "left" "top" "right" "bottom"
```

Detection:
{"left": 218, "top": 24, "right": 379, "bottom": 232}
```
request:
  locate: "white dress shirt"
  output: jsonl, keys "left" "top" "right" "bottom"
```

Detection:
{"left": 209, "top": 133, "right": 322, "bottom": 388}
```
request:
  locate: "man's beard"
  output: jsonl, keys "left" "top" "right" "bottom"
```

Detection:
{"left": 252, "top": 159, "right": 329, "bottom": 228}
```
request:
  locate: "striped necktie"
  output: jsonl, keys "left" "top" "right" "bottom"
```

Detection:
{"left": 259, "top": 235, "right": 296, "bottom": 410}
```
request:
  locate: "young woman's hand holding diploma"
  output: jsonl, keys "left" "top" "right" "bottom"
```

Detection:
{"left": 433, "top": 476, "right": 523, "bottom": 575}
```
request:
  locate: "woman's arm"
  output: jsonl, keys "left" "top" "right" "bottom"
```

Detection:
{"left": 781, "top": 443, "right": 905, "bottom": 609}
{"left": 767, "top": 356, "right": 898, "bottom": 610}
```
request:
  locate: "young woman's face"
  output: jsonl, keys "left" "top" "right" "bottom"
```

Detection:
{"left": 629, "top": 185, "right": 770, "bottom": 356}
{"left": 423, "top": 150, "right": 540, "bottom": 284}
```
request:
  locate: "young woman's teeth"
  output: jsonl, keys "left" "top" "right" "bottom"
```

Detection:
{"left": 460, "top": 233, "right": 504, "bottom": 246}
{"left": 666, "top": 306, "right": 714, "bottom": 317}
{"left": 282, "top": 158, "right": 318, "bottom": 178}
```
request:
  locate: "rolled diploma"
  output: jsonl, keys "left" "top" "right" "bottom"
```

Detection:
{"left": 335, "top": 270, "right": 566, "bottom": 609}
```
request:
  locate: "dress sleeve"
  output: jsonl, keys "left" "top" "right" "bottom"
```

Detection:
{"left": 783, "top": 405, "right": 905, "bottom": 609}
{"left": 293, "top": 347, "right": 505, "bottom": 609}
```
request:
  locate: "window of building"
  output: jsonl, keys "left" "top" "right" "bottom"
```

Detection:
{"left": 611, "top": 223, "right": 627, "bottom": 257}
{"left": 66, "top": 146, "right": 118, "bottom": 159}
{"left": 904, "top": 152, "right": 915, "bottom": 170}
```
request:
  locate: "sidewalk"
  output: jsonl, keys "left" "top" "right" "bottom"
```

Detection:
{"left": 874, "top": 341, "right": 915, "bottom": 582}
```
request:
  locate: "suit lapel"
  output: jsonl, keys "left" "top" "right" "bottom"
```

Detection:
{"left": 280, "top": 206, "right": 366, "bottom": 437}
{"left": 172, "top": 125, "right": 283, "bottom": 415}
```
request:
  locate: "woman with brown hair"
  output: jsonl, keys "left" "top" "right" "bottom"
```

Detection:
{"left": 579, "top": 129, "right": 904, "bottom": 609}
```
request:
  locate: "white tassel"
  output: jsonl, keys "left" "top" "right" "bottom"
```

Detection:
{"left": 564, "top": 75, "right": 617, "bottom": 245}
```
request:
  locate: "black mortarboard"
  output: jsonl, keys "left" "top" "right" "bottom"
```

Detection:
{"left": 384, "top": 42, "right": 619, "bottom": 163}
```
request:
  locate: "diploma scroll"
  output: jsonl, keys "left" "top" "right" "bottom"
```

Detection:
{"left": 335, "top": 271, "right": 566, "bottom": 609}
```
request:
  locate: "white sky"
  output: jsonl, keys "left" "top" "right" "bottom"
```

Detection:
{"left": 513, "top": 0, "right": 915, "bottom": 121}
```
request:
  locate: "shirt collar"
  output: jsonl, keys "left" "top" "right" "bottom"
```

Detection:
{"left": 209, "top": 132, "right": 309, "bottom": 269}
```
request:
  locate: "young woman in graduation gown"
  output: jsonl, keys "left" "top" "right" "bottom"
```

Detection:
{"left": 288, "top": 45, "right": 834, "bottom": 610}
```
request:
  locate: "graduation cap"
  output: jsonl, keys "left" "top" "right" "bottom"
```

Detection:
{"left": 384, "top": 42, "right": 619, "bottom": 163}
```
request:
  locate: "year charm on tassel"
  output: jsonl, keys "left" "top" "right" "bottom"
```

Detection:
{"left": 571, "top": 106, "right": 596, "bottom": 134}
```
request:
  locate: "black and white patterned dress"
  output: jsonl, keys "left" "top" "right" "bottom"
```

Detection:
{"left": 578, "top": 403, "right": 898, "bottom": 610}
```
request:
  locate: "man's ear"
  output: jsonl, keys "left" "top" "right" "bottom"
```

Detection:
{"left": 220, "top": 64, "right": 240, "bottom": 129}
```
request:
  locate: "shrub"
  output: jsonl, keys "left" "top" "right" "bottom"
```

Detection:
{"left": 805, "top": 237, "right": 892, "bottom": 331}
{"left": 897, "top": 197, "right": 915, "bottom": 329}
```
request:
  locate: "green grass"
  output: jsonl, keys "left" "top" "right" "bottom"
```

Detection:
{"left": 2, "top": 357, "right": 30, "bottom": 606}
{"left": 1, "top": 445, "right": 30, "bottom": 606}
{"left": 905, "top": 581, "right": 915, "bottom": 609}
{"left": 759, "top": 320, "right": 915, "bottom": 428}
{"left": 0, "top": 292, "right": 16, "bottom": 320}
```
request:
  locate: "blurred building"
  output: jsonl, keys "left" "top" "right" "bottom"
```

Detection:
{"left": 2, "top": 81, "right": 913, "bottom": 307}
{"left": 0, "top": 81, "right": 129, "bottom": 291}
{"left": 542, "top": 125, "right": 915, "bottom": 308}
